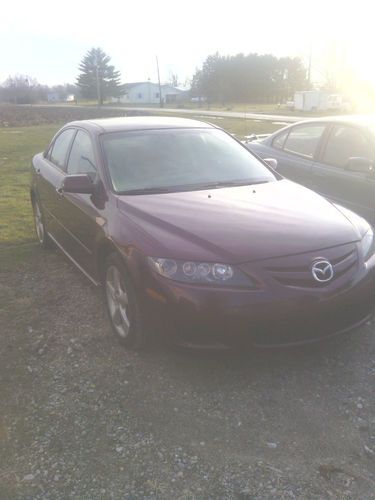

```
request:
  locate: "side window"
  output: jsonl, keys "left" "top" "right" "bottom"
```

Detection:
{"left": 283, "top": 124, "right": 326, "bottom": 158}
{"left": 67, "top": 130, "right": 97, "bottom": 175}
{"left": 49, "top": 129, "right": 76, "bottom": 169}
{"left": 272, "top": 129, "right": 289, "bottom": 149}
{"left": 322, "top": 125, "right": 373, "bottom": 168}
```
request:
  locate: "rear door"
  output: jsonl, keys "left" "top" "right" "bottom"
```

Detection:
{"left": 36, "top": 128, "right": 76, "bottom": 243}
{"left": 311, "top": 124, "right": 375, "bottom": 223}
{"left": 267, "top": 123, "right": 327, "bottom": 187}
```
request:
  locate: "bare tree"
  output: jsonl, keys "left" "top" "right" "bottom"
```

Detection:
{"left": 169, "top": 72, "right": 179, "bottom": 88}
{"left": 1, "top": 75, "right": 38, "bottom": 104}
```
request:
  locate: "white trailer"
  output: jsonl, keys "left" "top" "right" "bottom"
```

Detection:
{"left": 293, "top": 91, "right": 343, "bottom": 112}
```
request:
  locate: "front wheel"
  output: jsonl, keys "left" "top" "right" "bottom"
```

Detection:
{"left": 32, "top": 199, "right": 51, "bottom": 248}
{"left": 104, "top": 253, "right": 148, "bottom": 350}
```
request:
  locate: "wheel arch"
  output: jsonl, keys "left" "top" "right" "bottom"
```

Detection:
{"left": 30, "top": 188, "right": 36, "bottom": 205}
{"left": 96, "top": 238, "right": 124, "bottom": 284}
{"left": 96, "top": 239, "right": 146, "bottom": 298}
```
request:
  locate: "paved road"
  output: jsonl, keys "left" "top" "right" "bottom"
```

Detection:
{"left": 22, "top": 103, "right": 301, "bottom": 123}
{"left": 109, "top": 106, "right": 301, "bottom": 123}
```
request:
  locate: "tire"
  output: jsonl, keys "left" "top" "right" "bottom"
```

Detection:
{"left": 32, "top": 198, "right": 52, "bottom": 248}
{"left": 103, "top": 252, "right": 148, "bottom": 350}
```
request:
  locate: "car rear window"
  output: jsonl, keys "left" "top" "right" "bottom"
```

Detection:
{"left": 283, "top": 124, "right": 326, "bottom": 158}
{"left": 272, "top": 130, "right": 289, "bottom": 149}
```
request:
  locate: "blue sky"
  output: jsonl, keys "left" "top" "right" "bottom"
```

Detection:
{"left": 1, "top": 0, "right": 373, "bottom": 89}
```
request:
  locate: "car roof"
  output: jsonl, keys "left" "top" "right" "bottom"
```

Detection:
{"left": 283, "top": 114, "right": 375, "bottom": 128}
{"left": 65, "top": 116, "right": 215, "bottom": 134}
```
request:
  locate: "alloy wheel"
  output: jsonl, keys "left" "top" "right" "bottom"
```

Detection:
{"left": 105, "top": 265, "right": 131, "bottom": 338}
{"left": 34, "top": 201, "right": 45, "bottom": 244}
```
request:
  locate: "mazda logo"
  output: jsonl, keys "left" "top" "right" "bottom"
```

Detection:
{"left": 311, "top": 260, "right": 334, "bottom": 283}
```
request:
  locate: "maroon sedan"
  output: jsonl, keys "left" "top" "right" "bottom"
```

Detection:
{"left": 31, "top": 117, "right": 375, "bottom": 349}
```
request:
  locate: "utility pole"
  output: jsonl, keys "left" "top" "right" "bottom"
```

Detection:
{"left": 156, "top": 56, "right": 163, "bottom": 108}
{"left": 307, "top": 42, "right": 312, "bottom": 87}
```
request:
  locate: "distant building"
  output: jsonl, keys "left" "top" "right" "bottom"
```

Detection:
{"left": 46, "top": 92, "right": 76, "bottom": 103}
{"left": 113, "top": 81, "right": 187, "bottom": 104}
{"left": 47, "top": 92, "right": 60, "bottom": 102}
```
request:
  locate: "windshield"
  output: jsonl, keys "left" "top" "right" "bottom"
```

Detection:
{"left": 101, "top": 128, "right": 276, "bottom": 194}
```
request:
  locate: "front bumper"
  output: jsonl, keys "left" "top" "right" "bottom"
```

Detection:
{"left": 141, "top": 253, "right": 375, "bottom": 348}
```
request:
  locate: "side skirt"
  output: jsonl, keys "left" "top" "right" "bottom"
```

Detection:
{"left": 47, "top": 231, "right": 100, "bottom": 287}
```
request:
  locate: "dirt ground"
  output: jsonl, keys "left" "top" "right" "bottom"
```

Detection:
{"left": 1, "top": 244, "right": 375, "bottom": 499}
{"left": 0, "top": 104, "right": 143, "bottom": 128}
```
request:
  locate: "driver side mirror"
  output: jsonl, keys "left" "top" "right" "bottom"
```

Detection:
{"left": 346, "top": 157, "right": 374, "bottom": 174}
{"left": 61, "top": 174, "right": 96, "bottom": 194}
{"left": 264, "top": 158, "right": 278, "bottom": 170}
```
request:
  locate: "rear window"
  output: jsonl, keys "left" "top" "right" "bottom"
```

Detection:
{"left": 283, "top": 124, "right": 326, "bottom": 158}
{"left": 272, "top": 130, "right": 288, "bottom": 149}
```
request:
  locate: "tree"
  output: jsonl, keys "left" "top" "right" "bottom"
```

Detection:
{"left": 169, "top": 72, "right": 179, "bottom": 87}
{"left": 191, "top": 53, "right": 308, "bottom": 104}
{"left": 76, "top": 48, "right": 125, "bottom": 104}
{"left": 1, "top": 74, "right": 38, "bottom": 104}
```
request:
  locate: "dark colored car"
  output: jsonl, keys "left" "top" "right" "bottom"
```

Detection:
{"left": 245, "top": 116, "right": 375, "bottom": 223}
{"left": 30, "top": 116, "right": 375, "bottom": 349}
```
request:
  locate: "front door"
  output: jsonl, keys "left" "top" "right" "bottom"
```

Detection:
{"left": 58, "top": 129, "right": 105, "bottom": 277}
{"left": 311, "top": 124, "right": 375, "bottom": 223}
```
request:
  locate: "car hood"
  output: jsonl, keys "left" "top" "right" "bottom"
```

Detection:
{"left": 117, "top": 179, "right": 363, "bottom": 263}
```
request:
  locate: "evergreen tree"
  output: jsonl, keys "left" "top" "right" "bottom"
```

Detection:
{"left": 77, "top": 48, "right": 124, "bottom": 104}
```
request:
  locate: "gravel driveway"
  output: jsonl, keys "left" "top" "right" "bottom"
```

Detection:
{"left": 1, "top": 245, "right": 375, "bottom": 499}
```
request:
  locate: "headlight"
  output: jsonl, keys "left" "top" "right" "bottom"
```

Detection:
{"left": 360, "top": 227, "right": 374, "bottom": 261}
{"left": 148, "top": 257, "right": 256, "bottom": 287}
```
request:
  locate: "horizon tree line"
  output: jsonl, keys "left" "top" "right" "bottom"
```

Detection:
{"left": 0, "top": 48, "right": 338, "bottom": 105}
{"left": 191, "top": 52, "right": 310, "bottom": 104}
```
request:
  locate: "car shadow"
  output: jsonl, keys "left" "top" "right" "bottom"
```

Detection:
{"left": 138, "top": 326, "right": 371, "bottom": 387}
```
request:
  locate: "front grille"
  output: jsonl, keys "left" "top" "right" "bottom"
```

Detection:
{"left": 264, "top": 245, "right": 358, "bottom": 289}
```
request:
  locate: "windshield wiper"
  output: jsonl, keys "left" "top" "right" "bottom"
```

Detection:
{"left": 198, "top": 179, "right": 270, "bottom": 189}
{"left": 120, "top": 179, "right": 271, "bottom": 195}
{"left": 120, "top": 187, "right": 176, "bottom": 195}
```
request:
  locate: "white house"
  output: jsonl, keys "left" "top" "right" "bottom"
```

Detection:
{"left": 113, "top": 81, "right": 186, "bottom": 105}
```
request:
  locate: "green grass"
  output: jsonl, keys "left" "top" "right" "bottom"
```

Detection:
{"left": 147, "top": 112, "right": 281, "bottom": 138}
{"left": 111, "top": 101, "right": 348, "bottom": 117}
{"left": 164, "top": 102, "right": 284, "bottom": 113}
{"left": 177, "top": 114, "right": 281, "bottom": 137}
{"left": 0, "top": 124, "right": 62, "bottom": 246}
